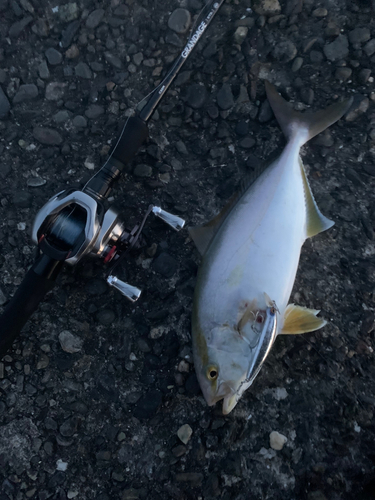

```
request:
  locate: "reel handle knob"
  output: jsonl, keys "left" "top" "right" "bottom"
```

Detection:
{"left": 107, "top": 275, "right": 141, "bottom": 302}
{"left": 152, "top": 206, "right": 185, "bottom": 231}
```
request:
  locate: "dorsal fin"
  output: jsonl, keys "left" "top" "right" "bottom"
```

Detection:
{"left": 265, "top": 81, "right": 353, "bottom": 146}
{"left": 299, "top": 156, "right": 335, "bottom": 238}
{"left": 280, "top": 304, "right": 327, "bottom": 335}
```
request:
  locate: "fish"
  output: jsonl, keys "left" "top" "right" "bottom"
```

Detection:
{"left": 190, "top": 82, "right": 353, "bottom": 415}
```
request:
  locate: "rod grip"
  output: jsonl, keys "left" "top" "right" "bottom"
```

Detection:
{"left": 0, "top": 256, "right": 63, "bottom": 359}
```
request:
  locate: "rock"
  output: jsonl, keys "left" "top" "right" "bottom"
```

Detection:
{"left": 33, "top": 127, "right": 63, "bottom": 145}
{"left": 272, "top": 40, "right": 297, "bottom": 62}
{"left": 252, "top": 0, "right": 281, "bottom": 16}
{"left": 335, "top": 67, "right": 352, "bottom": 82}
{"left": 46, "top": 82, "right": 66, "bottom": 101}
{"left": 86, "top": 9, "right": 105, "bottom": 29}
{"left": 177, "top": 424, "right": 193, "bottom": 444}
{"left": 58, "top": 330, "right": 83, "bottom": 353}
{"left": 0, "top": 86, "right": 10, "bottom": 119}
{"left": 300, "top": 87, "right": 314, "bottom": 105}
{"left": 8, "top": 16, "right": 33, "bottom": 38}
{"left": 54, "top": 110, "right": 70, "bottom": 124}
{"left": 364, "top": 39, "right": 375, "bottom": 57}
{"left": 85, "top": 104, "right": 104, "bottom": 119}
{"left": 104, "top": 52, "right": 122, "bottom": 69}
{"left": 168, "top": 8, "right": 191, "bottom": 34}
{"left": 13, "top": 84, "right": 38, "bottom": 103}
{"left": 61, "top": 20, "right": 80, "bottom": 48}
{"left": 0, "top": 287, "right": 6, "bottom": 306}
{"left": 59, "top": 417, "right": 79, "bottom": 437}
{"left": 152, "top": 252, "right": 178, "bottom": 278}
{"left": 186, "top": 83, "right": 207, "bottom": 109}
{"left": 58, "top": 2, "right": 79, "bottom": 22}
{"left": 349, "top": 27, "right": 371, "bottom": 45}
{"left": 345, "top": 96, "right": 369, "bottom": 121}
{"left": 240, "top": 137, "right": 256, "bottom": 148}
{"left": 323, "top": 35, "right": 349, "bottom": 62}
{"left": 233, "top": 26, "right": 248, "bottom": 45}
{"left": 133, "top": 390, "right": 162, "bottom": 419}
{"left": 358, "top": 68, "right": 371, "bottom": 84}
{"left": 38, "top": 61, "right": 50, "bottom": 79}
{"left": 73, "top": 115, "right": 87, "bottom": 128}
{"left": 312, "top": 7, "right": 327, "bottom": 17}
{"left": 75, "top": 62, "right": 92, "bottom": 79}
{"left": 217, "top": 83, "right": 234, "bottom": 110}
{"left": 258, "top": 100, "right": 273, "bottom": 122}
{"left": 310, "top": 50, "right": 324, "bottom": 63}
{"left": 292, "top": 57, "right": 303, "bottom": 72}
{"left": 134, "top": 164, "right": 152, "bottom": 177}
{"left": 45, "top": 47, "right": 62, "bottom": 65}
{"left": 269, "top": 431, "right": 287, "bottom": 450}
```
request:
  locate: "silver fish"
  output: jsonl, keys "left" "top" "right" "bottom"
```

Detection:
{"left": 190, "top": 82, "right": 353, "bottom": 414}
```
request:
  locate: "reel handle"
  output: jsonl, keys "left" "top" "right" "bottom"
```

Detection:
{"left": 0, "top": 255, "right": 63, "bottom": 359}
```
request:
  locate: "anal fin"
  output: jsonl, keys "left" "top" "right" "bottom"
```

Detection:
{"left": 281, "top": 304, "right": 327, "bottom": 335}
{"left": 299, "top": 157, "right": 335, "bottom": 238}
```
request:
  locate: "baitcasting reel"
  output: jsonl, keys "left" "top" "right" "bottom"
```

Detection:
{"left": 33, "top": 187, "right": 185, "bottom": 302}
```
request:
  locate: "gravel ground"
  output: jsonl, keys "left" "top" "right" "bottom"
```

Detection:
{"left": 1, "top": 0, "right": 375, "bottom": 499}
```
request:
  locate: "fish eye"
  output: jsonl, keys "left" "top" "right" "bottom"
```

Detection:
{"left": 207, "top": 366, "right": 219, "bottom": 380}
{"left": 270, "top": 307, "right": 276, "bottom": 315}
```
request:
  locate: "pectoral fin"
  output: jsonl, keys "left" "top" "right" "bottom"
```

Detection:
{"left": 280, "top": 304, "right": 327, "bottom": 335}
{"left": 299, "top": 157, "right": 334, "bottom": 238}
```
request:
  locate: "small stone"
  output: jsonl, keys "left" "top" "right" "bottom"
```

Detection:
{"left": 292, "top": 57, "right": 303, "bottom": 72}
{"left": 65, "top": 44, "right": 79, "bottom": 59}
{"left": 75, "top": 62, "right": 92, "bottom": 79}
{"left": 349, "top": 27, "right": 371, "bottom": 45}
{"left": 59, "top": 417, "right": 78, "bottom": 437}
{"left": 38, "top": 61, "right": 50, "bottom": 79}
{"left": 104, "top": 52, "right": 122, "bottom": 69}
{"left": 46, "top": 82, "right": 66, "bottom": 101}
{"left": 45, "top": 48, "right": 63, "bottom": 65}
{"left": 269, "top": 430, "right": 287, "bottom": 450}
{"left": 13, "top": 84, "right": 38, "bottom": 103}
{"left": 272, "top": 40, "right": 297, "bottom": 62}
{"left": 335, "top": 67, "right": 352, "bottom": 82}
{"left": 258, "top": 100, "right": 273, "bottom": 122}
{"left": 178, "top": 360, "right": 189, "bottom": 372}
{"left": 0, "top": 86, "right": 10, "bottom": 119}
{"left": 240, "top": 137, "right": 256, "bottom": 148}
{"left": 73, "top": 115, "right": 87, "bottom": 128}
{"left": 168, "top": 8, "right": 191, "bottom": 34}
{"left": 217, "top": 83, "right": 234, "bottom": 110}
{"left": 364, "top": 39, "right": 375, "bottom": 57}
{"left": 186, "top": 83, "right": 207, "bottom": 109}
{"left": 0, "top": 288, "right": 6, "bottom": 306}
{"left": 324, "top": 35, "right": 349, "bottom": 62}
{"left": 252, "top": 0, "right": 281, "bottom": 16}
{"left": 61, "top": 20, "right": 80, "bottom": 49}
{"left": 300, "top": 87, "right": 314, "bottom": 105}
{"left": 152, "top": 252, "right": 178, "bottom": 278}
{"left": 325, "top": 22, "right": 340, "bottom": 37}
{"left": 86, "top": 9, "right": 105, "bottom": 29}
{"left": 37, "top": 354, "right": 49, "bottom": 370}
{"left": 9, "top": 16, "right": 33, "bottom": 38}
{"left": 56, "top": 459, "right": 68, "bottom": 471}
{"left": 58, "top": 330, "right": 83, "bottom": 353}
{"left": 312, "top": 7, "right": 327, "bottom": 17}
{"left": 85, "top": 104, "right": 104, "bottom": 119}
{"left": 177, "top": 424, "right": 193, "bottom": 444}
{"left": 33, "top": 127, "right": 63, "bottom": 145}
{"left": 172, "top": 445, "right": 187, "bottom": 457}
{"left": 58, "top": 3, "right": 79, "bottom": 22}
{"left": 358, "top": 69, "right": 371, "bottom": 84}
{"left": 233, "top": 26, "right": 248, "bottom": 45}
{"left": 134, "top": 164, "right": 152, "bottom": 177}
{"left": 345, "top": 96, "right": 370, "bottom": 121}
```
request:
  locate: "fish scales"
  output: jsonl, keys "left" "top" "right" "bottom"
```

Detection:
{"left": 190, "top": 82, "right": 353, "bottom": 414}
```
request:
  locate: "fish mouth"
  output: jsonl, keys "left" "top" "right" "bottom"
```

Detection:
{"left": 206, "top": 380, "right": 239, "bottom": 414}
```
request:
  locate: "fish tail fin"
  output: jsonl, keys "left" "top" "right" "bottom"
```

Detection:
{"left": 265, "top": 81, "right": 353, "bottom": 146}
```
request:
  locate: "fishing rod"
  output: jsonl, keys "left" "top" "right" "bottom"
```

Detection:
{"left": 0, "top": 0, "right": 227, "bottom": 358}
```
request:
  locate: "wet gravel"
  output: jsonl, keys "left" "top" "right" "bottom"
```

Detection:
{"left": 1, "top": 0, "right": 375, "bottom": 499}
